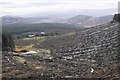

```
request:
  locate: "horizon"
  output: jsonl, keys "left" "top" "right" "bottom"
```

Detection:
{"left": 2, "top": 12, "right": 115, "bottom": 19}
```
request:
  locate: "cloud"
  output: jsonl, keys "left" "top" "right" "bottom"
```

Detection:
{"left": 0, "top": 0, "right": 119, "bottom": 17}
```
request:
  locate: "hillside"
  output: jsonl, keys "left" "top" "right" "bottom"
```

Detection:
{"left": 83, "top": 15, "right": 113, "bottom": 26}
{"left": 2, "top": 16, "right": 64, "bottom": 24}
{"left": 38, "top": 17, "right": 119, "bottom": 78}
{"left": 2, "top": 14, "right": 119, "bottom": 79}
{"left": 2, "top": 15, "right": 113, "bottom": 27}
{"left": 2, "top": 23, "right": 80, "bottom": 34}
{"left": 64, "top": 15, "right": 93, "bottom": 24}
{"left": 64, "top": 15, "right": 113, "bottom": 27}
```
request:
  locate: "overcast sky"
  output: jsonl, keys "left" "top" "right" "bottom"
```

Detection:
{"left": 0, "top": 0, "right": 119, "bottom": 17}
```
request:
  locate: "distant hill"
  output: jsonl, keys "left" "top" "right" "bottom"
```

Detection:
{"left": 2, "top": 15, "right": 113, "bottom": 27}
{"left": 2, "top": 16, "right": 24, "bottom": 24}
{"left": 64, "top": 15, "right": 113, "bottom": 27}
{"left": 63, "top": 15, "right": 93, "bottom": 24}
{"left": 83, "top": 15, "right": 113, "bottom": 26}
{"left": 2, "top": 16, "right": 65, "bottom": 24}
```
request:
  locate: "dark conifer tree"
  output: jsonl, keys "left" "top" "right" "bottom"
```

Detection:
{"left": 2, "top": 33, "right": 15, "bottom": 51}
{"left": 113, "top": 14, "right": 120, "bottom": 22}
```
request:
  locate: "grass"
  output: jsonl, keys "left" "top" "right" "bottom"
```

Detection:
{"left": 15, "top": 44, "right": 51, "bottom": 58}
{"left": 55, "top": 32, "right": 76, "bottom": 37}
{"left": 66, "top": 32, "right": 76, "bottom": 36}
{"left": 16, "top": 44, "right": 51, "bottom": 53}
{"left": 13, "top": 56, "right": 44, "bottom": 70}
{"left": 22, "top": 37, "right": 45, "bottom": 41}
{"left": 13, "top": 56, "right": 26, "bottom": 64}
{"left": 15, "top": 44, "right": 35, "bottom": 51}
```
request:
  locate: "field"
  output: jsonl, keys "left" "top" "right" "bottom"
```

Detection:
{"left": 22, "top": 37, "right": 45, "bottom": 40}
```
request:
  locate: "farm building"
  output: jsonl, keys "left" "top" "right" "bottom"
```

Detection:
{"left": 27, "top": 34, "right": 35, "bottom": 38}
{"left": 41, "top": 32, "right": 45, "bottom": 36}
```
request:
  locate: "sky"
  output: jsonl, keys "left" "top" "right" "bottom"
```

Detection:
{"left": 0, "top": 0, "right": 119, "bottom": 17}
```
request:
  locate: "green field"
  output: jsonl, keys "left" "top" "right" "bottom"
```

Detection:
{"left": 22, "top": 37, "right": 45, "bottom": 40}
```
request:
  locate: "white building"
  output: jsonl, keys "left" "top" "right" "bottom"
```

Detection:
{"left": 41, "top": 32, "right": 45, "bottom": 36}
{"left": 27, "top": 34, "right": 35, "bottom": 37}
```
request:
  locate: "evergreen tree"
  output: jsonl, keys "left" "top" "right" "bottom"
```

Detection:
{"left": 113, "top": 14, "right": 120, "bottom": 22}
{"left": 2, "top": 33, "right": 15, "bottom": 51}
